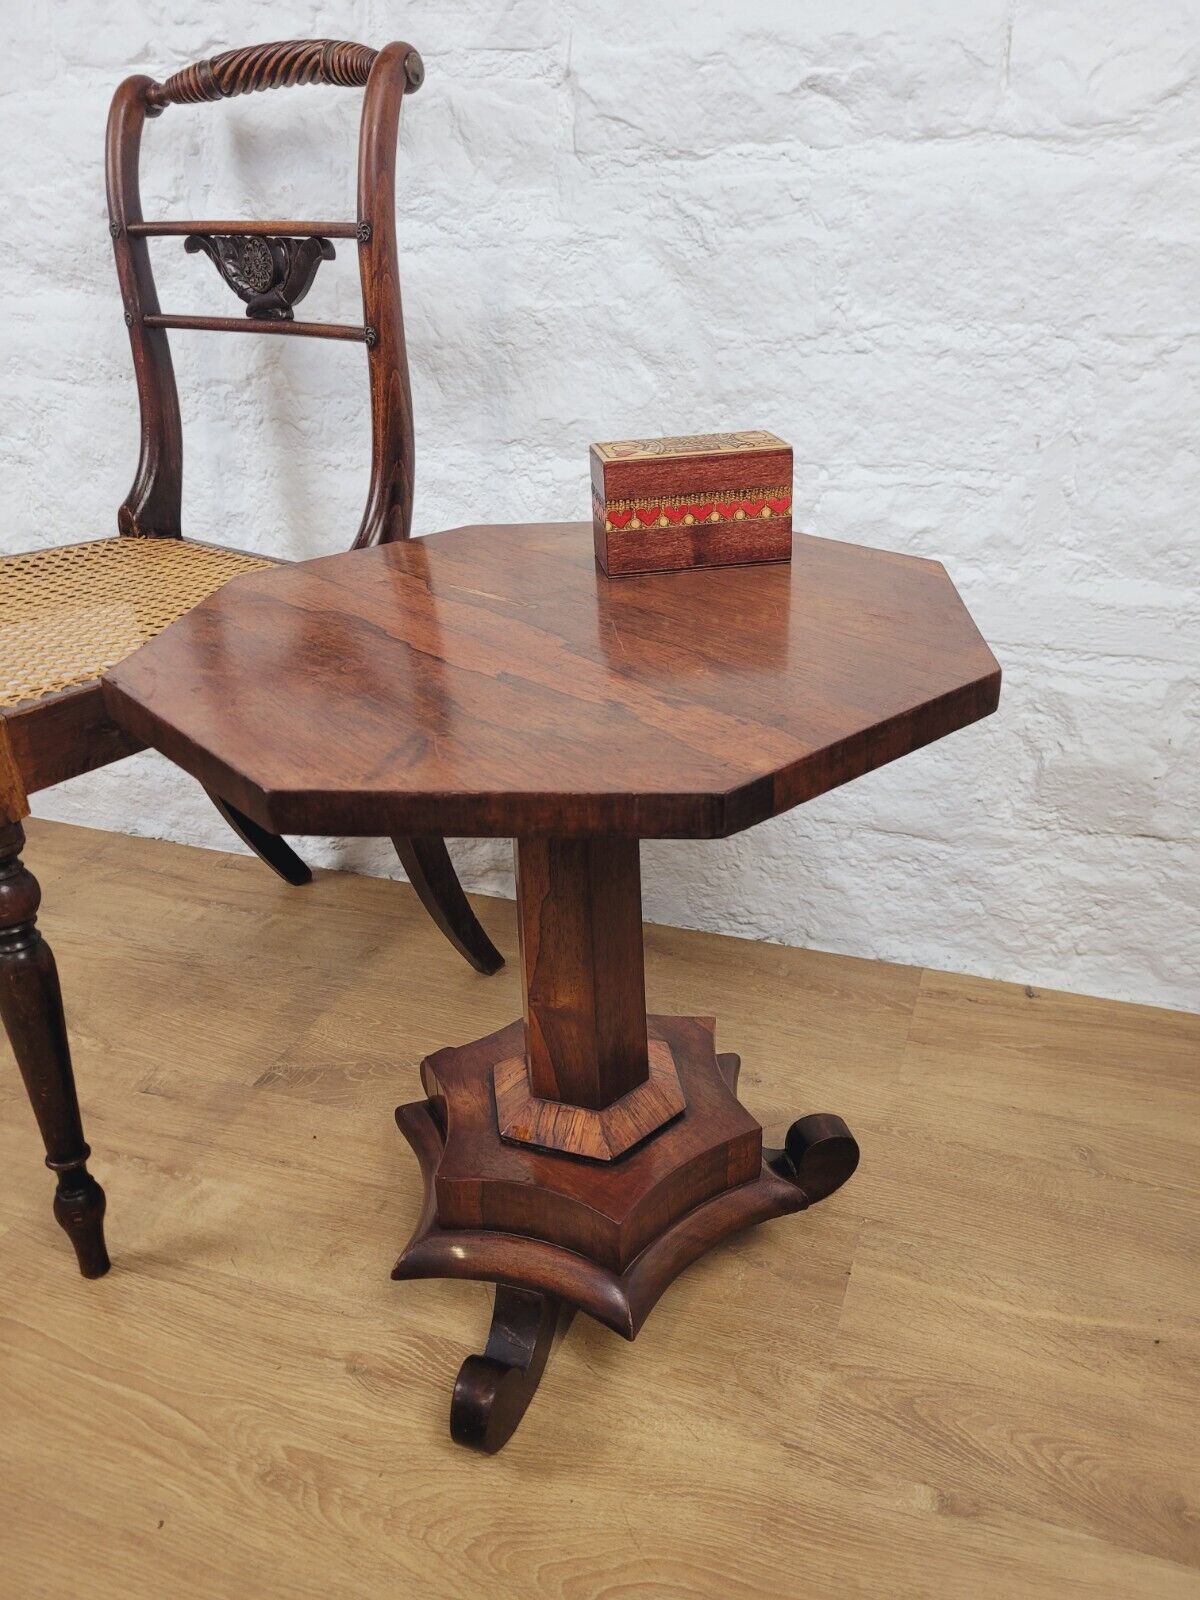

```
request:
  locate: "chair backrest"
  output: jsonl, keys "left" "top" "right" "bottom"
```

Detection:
{"left": 106, "top": 39, "right": 425, "bottom": 548}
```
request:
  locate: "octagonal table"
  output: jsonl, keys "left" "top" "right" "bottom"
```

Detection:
{"left": 104, "top": 521, "right": 1000, "bottom": 1452}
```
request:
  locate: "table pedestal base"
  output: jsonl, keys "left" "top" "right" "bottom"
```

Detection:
{"left": 393, "top": 1014, "right": 858, "bottom": 1453}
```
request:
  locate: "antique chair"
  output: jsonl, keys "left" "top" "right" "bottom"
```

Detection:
{"left": 0, "top": 38, "right": 503, "bottom": 1282}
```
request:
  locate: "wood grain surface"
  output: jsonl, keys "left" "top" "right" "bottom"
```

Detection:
{"left": 103, "top": 523, "right": 1001, "bottom": 839}
{"left": 493, "top": 1037, "right": 685, "bottom": 1161}
{"left": 411, "top": 1014, "right": 761, "bottom": 1278}
{"left": 395, "top": 1043, "right": 810, "bottom": 1339}
{"left": 515, "top": 837, "right": 649, "bottom": 1108}
{"left": 2, "top": 820, "right": 1196, "bottom": 1600}
{"left": 0, "top": 721, "right": 28, "bottom": 823}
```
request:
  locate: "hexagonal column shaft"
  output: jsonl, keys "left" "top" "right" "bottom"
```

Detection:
{"left": 515, "top": 837, "right": 648, "bottom": 1110}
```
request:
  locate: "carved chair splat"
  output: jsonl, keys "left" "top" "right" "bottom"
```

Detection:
{"left": 1, "top": 38, "right": 502, "bottom": 1279}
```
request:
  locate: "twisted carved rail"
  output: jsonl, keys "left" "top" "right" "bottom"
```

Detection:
{"left": 145, "top": 38, "right": 423, "bottom": 111}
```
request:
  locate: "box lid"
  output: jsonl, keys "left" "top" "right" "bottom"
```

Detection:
{"left": 591, "top": 430, "right": 788, "bottom": 463}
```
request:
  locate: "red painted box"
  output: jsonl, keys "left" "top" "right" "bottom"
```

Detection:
{"left": 590, "top": 430, "right": 793, "bottom": 577}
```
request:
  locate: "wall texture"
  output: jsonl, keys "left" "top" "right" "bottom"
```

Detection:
{"left": 2, "top": 0, "right": 1197, "bottom": 1011}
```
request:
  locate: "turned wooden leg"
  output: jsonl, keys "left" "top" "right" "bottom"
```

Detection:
{"left": 0, "top": 823, "right": 109, "bottom": 1278}
{"left": 207, "top": 791, "right": 313, "bottom": 887}
{"left": 392, "top": 836, "right": 504, "bottom": 976}
{"left": 450, "top": 1285, "right": 566, "bottom": 1453}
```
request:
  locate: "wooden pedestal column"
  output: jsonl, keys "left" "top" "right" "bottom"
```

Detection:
{"left": 495, "top": 839, "right": 685, "bottom": 1161}
{"left": 517, "top": 838, "right": 647, "bottom": 1108}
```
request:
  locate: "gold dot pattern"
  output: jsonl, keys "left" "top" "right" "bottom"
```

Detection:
{"left": 0, "top": 537, "right": 276, "bottom": 710}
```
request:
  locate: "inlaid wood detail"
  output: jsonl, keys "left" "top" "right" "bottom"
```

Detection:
{"left": 494, "top": 1037, "right": 686, "bottom": 1161}
{"left": 591, "top": 484, "right": 793, "bottom": 533}
{"left": 590, "top": 432, "right": 794, "bottom": 576}
{"left": 592, "top": 430, "right": 788, "bottom": 462}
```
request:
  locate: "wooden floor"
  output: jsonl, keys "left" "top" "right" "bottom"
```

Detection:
{"left": 2, "top": 821, "right": 1197, "bottom": 1600}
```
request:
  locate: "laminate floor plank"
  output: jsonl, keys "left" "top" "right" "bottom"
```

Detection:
{"left": 2, "top": 820, "right": 1197, "bottom": 1600}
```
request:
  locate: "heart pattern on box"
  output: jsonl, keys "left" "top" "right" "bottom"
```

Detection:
{"left": 593, "top": 487, "right": 791, "bottom": 534}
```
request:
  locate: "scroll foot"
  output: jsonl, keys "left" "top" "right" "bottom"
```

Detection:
{"left": 767, "top": 1112, "right": 859, "bottom": 1204}
{"left": 450, "top": 1285, "right": 565, "bottom": 1454}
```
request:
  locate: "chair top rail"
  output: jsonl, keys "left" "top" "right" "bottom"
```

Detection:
{"left": 145, "top": 39, "right": 420, "bottom": 111}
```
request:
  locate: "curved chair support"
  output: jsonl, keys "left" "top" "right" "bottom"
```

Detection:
{"left": 392, "top": 836, "right": 504, "bottom": 974}
{"left": 207, "top": 791, "right": 313, "bottom": 886}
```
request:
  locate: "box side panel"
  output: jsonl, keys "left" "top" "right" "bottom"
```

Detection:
{"left": 600, "top": 516, "right": 792, "bottom": 577}
{"left": 589, "top": 446, "right": 608, "bottom": 503}
{"left": 604, "top": 446, "right": 792, "bottom": 502}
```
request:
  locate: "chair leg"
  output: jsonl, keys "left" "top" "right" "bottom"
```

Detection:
{"left": 207, "top": 795, "right": 501, "bottom": 974}
{"left": 0, "top": 822, "right": 109, "bottom": 1278}
{"left": 207, "top": 791, "right": 313, "bottom": 887}
{"left": 391, "top": 836, "right": 504, "bottom": 975}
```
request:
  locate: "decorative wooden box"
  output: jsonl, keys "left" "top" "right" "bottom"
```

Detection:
{"left": 590, "top": 430, "right": 793, "bottom": 577}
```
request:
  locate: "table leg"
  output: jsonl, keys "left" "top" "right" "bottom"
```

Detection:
{"left": 393, "top": 835, "right": 859, "bottom": 1452}
{"left": 450, "top": 1286, "right": 570, "bottom": 1455}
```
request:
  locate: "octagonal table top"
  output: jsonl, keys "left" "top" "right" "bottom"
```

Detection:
{"left": 102, "top": 522, "right": 1000, "bottom": 840}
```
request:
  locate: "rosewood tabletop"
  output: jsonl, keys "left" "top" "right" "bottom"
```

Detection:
{"left": 103, "top": 522, "right": 1000, "bottom": 842}
{"left": 102, "top": 521, "right": 1000, "bottom": 1454}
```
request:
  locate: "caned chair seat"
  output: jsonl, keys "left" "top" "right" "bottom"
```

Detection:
{"left": 0, "top": 537, "right": 274, "bottom": 710}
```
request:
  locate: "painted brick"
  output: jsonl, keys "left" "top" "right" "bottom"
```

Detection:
{"left": 4, "top": 1, "right": 1197, "bottom": 1011}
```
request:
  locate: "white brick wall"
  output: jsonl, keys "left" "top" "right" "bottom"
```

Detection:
{"left": 3, "top": 1, "right": 1197, "bottom": 1011}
